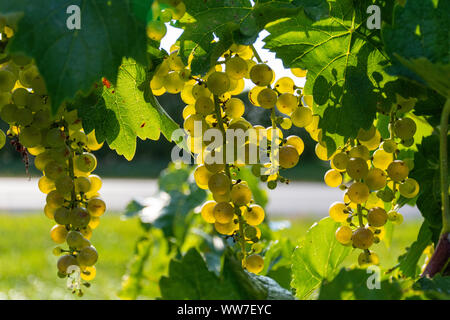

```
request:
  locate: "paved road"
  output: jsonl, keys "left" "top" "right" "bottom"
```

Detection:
{"left": 0, "top": 177, "right": 421, "bottom": 218}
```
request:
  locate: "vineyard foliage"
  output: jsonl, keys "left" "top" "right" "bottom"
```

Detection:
{"left": 0, "top": 0, "right": 449, "bottom": 299}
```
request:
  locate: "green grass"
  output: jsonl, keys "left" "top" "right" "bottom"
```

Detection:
{"left": 0, "top": 213, "right": 423, "bottom": 299}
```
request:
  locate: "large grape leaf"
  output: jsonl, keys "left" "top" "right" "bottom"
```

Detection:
{"left": 0, "top": 0, "right": 149, "bottom": 113}
{"left": 291, "top": 217, "right": 352, "bottom": 299}
{"left": 382, "top": 0, "right": 450, "bottom": 95}
{"left": 159, "top": 248, "right": 294, "bottom": 299}
{"left": 411, "top": 135, "right": 450, "bottom": 244}
{"left": 264, "top": 0, "right": 395, "bottom": 153}
{"left": 69, "top": 57, "right": 179, "bottom": 160}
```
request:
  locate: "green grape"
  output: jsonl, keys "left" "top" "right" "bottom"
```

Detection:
{"left": 365, "top": 168, "right": 387, "bottom": 190}
{"left": 19, "top": 126, "right": 42, "bottom": 148}
{"left": 160, "top": 9, "right": 173, "bottom": 22}
{"left": 291, "top": 107, "right": 313, "bottom": 128}
{"left": 257, "top": 88, "right": 277, "bottom": 109}
{"left": 335, "top": 226, "right": 352, "bottom": 245}
{"left": 194, "top": 96, "right": 215, "bottom": 115}
{"left": 200, "top": 201, "right": 216, "bottom": 223}
{"left": 357, "top": 125, "right": 376, "bottom": 141}
{"left": 386, "top": 160, "right": 409, "bottom": 182}
{"left": 399, "top": 178, "right": 420, "bottom": 198}
{"left": 213, "top": 190, "right": 231, "bottom": 203}
{"left": 346, "top": 157, "right": 369, "bottom": 180}
{"left": 16, "top": 107, "right": 34, "bottom": 126}
{"left": 11, "top": 53, "right": 32, "bottom": 66}
{"left": 381, "top": 139, "right": 397, "bottom": 153}
{"left": 194, "top": 165, "right": 213, "bottom": 189}
{"left": 276, "top": 93, "right": 297, "bottom": 115}
{"left": 347, "top": 182, "right": 370, "bottom": 204}
{"left": 70, "top": 130, "right": 88, "bottom": 148}
{"left": 352, "top": 228, "right": 374, "bottom": 249}
{"left": 280, "top": 117, "right": 292, "bottom": 130}
{"left": 372, "top": 149, "right": 393, "bottom": 170}
{"left": 50, "top": 225, "right": 68, "bottom": 244}
{"left": 230, "top": 182, "right": 252, "bottom": 206}
{"left": 54, "top": 207, "right": 71, "bottom": 225}
{"left": 146, "top": 20, "right": 167, "bottom": 41}
{"left": 31, "top": 76, "right": 47, "bottom": 95}
{"left": 70, "top": 207, "right": 91, "bottom": 228}
{"left": 87, "top": 198, "right": 106, "bottom": 217}
{"left": 376, "top": 188, "right": 394, "bottom": 202}
{"left": 358, "top": 251, "right": 379, "bottom": 267}
{"left": 244, "top": 225, "right": 257, "bottom": 239}
{"left": 401, "top": 137, "right": 414, "bottom": 147}
{"left": 0, "top": 104, "right": 19, "bottom": 123}
{"left": 315, "top": 143, "right": 331, "bottom": 161}
{"left": 44, "top": 204, "right": 56, "bottom": 219}
{"left": 367, "top": 207, "right": 388, "bottom": 227}
{"left": 38, "top": 175, "right": 55, "bottom": 194}
{"left": 163, "top": 72, "right": 185, "bottom": 94}
{"left": 286, "top": 135, "right": 304, "bottom": 156}
{"left": 46, "top": 190, "right": 65, "bottom": 208}
{"left": 74, "top": 176, "right": 91, "bottom": 193}
{"left": 324, "top": 169, "right": 342, "bottom": 188}
{"left": 245, "top": 254, "right": 264, "bottom": 274}
{"left": 183, "top": 114, "right": 207, "bottom": 136}
{"left": 168, "top": 52, "right": 185, "bottom": 71}
{"left": 57, "top": 254, "right": 78, "bottom": 274}
{"left": 74, "top": 152, "right": 97, "bottom": 173}
{"left": 250, "top": 64, "right": 273, "bottom": 87}
{"left": 55, "top": 176, "right": 74, "bottom": 196}
{"left": 331, "top": 152, "right": 349, "bottom": 171}
{"left": 394, "top": 118, "right": 416, "bottom": 140}
{"left": 388, "top": 211, "right": 403, "bottom": 224}
{"left": 213, "top": 202, "right": 234, "bottom": 224}
{"left": 329, "top": 202, "right": 349, "bottom": 222}
{"left": 0, "top": 129, "right": 5, "bottom": 149}
{"left": 279, "top": 145, "right": 299, "bottom": 169}
{"left": 192, "top": 82, "right": 211, "bottom": 99}
{"left": 11, "top": 88, "right": 29, "bottom": 106}
{"left": 88, "top": 175, "right": 102, "bottom": 193}
{"left": 46, "top": 127, "right": 66, "bottom": 147}
{"left": 0, "top": 69, "right": 16, "bottom": 92}
{"left": 44, "top": 161, "right": 65, "bottom": 180}
{"left": 66, "top": 231, "right": 89, "bottom": 250}
{"left": 27, "top": 94, "right": 46, "bottom": 112}
{"left": 169, "top": 1, "right": 186, "bottom": 20}
{"left": 274, "top": 77, "right": 295, "bottom": 94}
{"left": 18, "top": 65, "right": 39, "bottom": 88}
{"left": 0, "top": 92, "right": 10, "bottom": 110}
{"left": 243, "top": 204, "right": 265, "bottom": 226}
{"left": 348, "top": 145, "right": 370, "bottom": 161}
{"left": 77, "top": 246, "right": 98, "bottom": 266}
{"left": 224, "top": 98, "right": 245, "bottom": 118}
{"left": 32, "top": 109, "right": 51, "bottom": 128}
{"left": 206, "top": 72, "right": 230, "bottom": 95}
{"left": 225, "top": 56, "right": 248, "bottom": 80}
{"left": 208, "top": 172, "right": 231, "bottom": 195}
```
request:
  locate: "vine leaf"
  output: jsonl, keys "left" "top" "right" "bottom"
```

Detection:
{"left": 264, "top": 0, "right": 395, "bottom": 153}
{"left": 70, "top": 57, "right": 179, "bottom": 160}
{"left": 382, "top": 0, "right": 450, "bottom": 96}
{"left": 291, "top": 217, "right": 352, "bottom": 299}
{"left": 0, "top": 0, "right": 148, "bottom": 113}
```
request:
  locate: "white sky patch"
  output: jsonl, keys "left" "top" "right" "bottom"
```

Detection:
{"left": 161, "top": 24, "right": 306, "bottom": 90}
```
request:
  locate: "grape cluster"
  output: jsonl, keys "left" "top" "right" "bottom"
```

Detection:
{"left": 0, "top": 22, "right": 106, "bottom": 295}
{"left": 150, "top": 40, "right": 308, "bottom": 273}
{"left": 315, "top": 97, "right": 419, "bottom": 266}
{"left": 146, "top": 0, "right": 186, "bottom": 42}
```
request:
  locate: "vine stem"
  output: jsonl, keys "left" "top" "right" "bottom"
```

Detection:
{"left": 213, "top": 95, "right": 246, "bottom": 260}
{"left": 63, "top": 123, "right": 77, "bottom": 210}
{"left": 250, "top": 45, "right": 263, "bottom": 64}
{"left": 440, "top": 98, "right": 450, "bottom": 233}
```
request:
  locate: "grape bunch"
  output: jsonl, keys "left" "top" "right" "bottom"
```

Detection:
{"left": 146, "top": 0, "right": 186, "bottom": 42}
{"left": 150, "top": 40, "right": 309, "bottom": 273}
{"left": 314, "top": 97, "right": 419, "bottom": 266}
{"left": 0, "top": 22, "right": 106, "bottom": 295}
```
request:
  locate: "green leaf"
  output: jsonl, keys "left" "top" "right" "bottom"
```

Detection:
{"left": 264, "top": 0, "right": 395, "bottom": 153}
{"left": 318, "top": 268, "right": 405, "bottom": 300}
{"left": 292, "top": 0, "right": 329, "bottom": 21}
{"left": 159, "top": 248, "right": 241, "bottom": 299}
{"left": 411, "top": 135, "right": 449, "bottom": 242}
{"left": 261, "top": 239, "right": 295, "bottom": 289}
{"left": 0, "top": 0, "right": 148, "bottom": 113}
{"left": 69, "top": 57, "right": 179, "bottom": 160}
{"left": 291, "top": 217, "right": 352, "bottom": 299}
{"left": 398, "top": 221, "right": 432, "bottom": 278}
{"left": 178, "top": 0, "right": 252, "bottom": 75}
{"left": 413, "top": 275, "right": 450, "bottom": 300}
{"left": 382, "top": 0, "right": 450, "bottom": 91}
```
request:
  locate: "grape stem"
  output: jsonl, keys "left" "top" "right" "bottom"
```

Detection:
{"left": 250, "top": 45, "right": 263, "bottom": 64}
{"left": 63, "top": 122, "right": 77, "bottom": 210}
{"left": 440, "top": 98, "right": 450, "bottom": 234}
